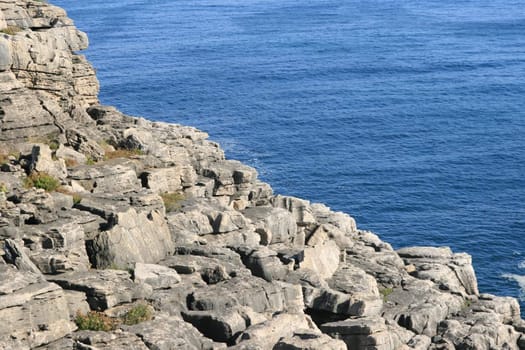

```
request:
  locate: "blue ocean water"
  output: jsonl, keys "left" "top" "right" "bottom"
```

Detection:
{"left": 53, "top": 0, "right": 525, "bottom": 310}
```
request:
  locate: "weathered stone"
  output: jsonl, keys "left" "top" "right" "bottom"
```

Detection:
{"left": 271, "top": 195, "right": 316, "bottom": 226}
{"left": 320, "top": 316, "right": 414, "bottom": 350}
{"left": 142, "top": 166, "right": 197, "bottom": 193}
{"left": 188, "top": 277, "right": 303, "bottom": 314}
{"left": 235, "top": 313, "right": 319, "bottom": 347}
{"left": 274, "top": 329, "right": 347, "bottom": 350}
{"left": 134, "top": 262, "right": 181, "bottom": 289}
{"left": 30, "top": 144, "right": 68, "bottom": 180}
{"left": 243, "top": 206, "right": 297, "bottom": 245}
{"left": 234, "top": 245, "right": 291, "bottom": 282}
{"left": 122, "top": 313, "right": 225, "bottom": 350}
{"left": 71, "top": 330, "right": 149, "bottom": 350}
{"left": 397, "top": 246, "right": 479, "bottom": 296}
{"left": 299, "top": 240, "right": 340, "bottom": 280}
{"left": 0, "top": 266, "right": 76, "bottom": 348}
{"left": 90, "top": 208, "right": 173, "bottom": 269}
{"left": 48, "top": 269, "right": 151, "bottom": 311}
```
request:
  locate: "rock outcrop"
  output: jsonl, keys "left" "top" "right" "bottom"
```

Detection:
{"left": 1, "top": 1, "right": 524, "bottom": 349}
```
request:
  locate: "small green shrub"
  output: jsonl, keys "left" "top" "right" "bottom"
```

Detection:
{"left": 24, "top": 172, "right": 60, "bottom": 192}
{"left": 0, "top": 183, "right": 7, "bottom": 193}
{"left": 160, "top": 192, "right": 185, "bottom": 212}
{"left": 122, "top": 303, "right": 153, "bottom": 325}
{"left": 75, "top": 311, "right": 115, "bottom": 331}
{"left": 1, "top": 26, "right": 22, "bottom": 35}
{"left": 379, "top": 287, "right": 394, "bottom": 301}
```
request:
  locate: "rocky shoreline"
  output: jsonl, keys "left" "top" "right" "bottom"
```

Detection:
{"left": 1, "top": 1, "right": 524, "bottom": 349}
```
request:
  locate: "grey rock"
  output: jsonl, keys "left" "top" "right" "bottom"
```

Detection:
{"left": 234, "top": 245, "right": 290, "bottom": 282}
{"left": 48, "top": 269, "right": 151, "bottom": 310}
{"left": 0, "top": 37, "right": 12, "bottom": 71}
{"left": 235, "top": 313, "right": 319, "bottom": 348}
{"left": 30, "top": 144, "right": 68, "bottom": 180}
{"left": 298, "top": 239, "right": 341, "bottom": 280}
{"left": 274, "top": 329, "right": 347, "bottom": 350}
{"left": 3, "top": 238, "right": 42, "bottom": 274}
{"left": 0, "top": 265, "right": 76, "bottom": 348}
{"left": 188, "top": 277, "right": 303, "bottom": 314}
{"left": 90, "top": 208, "right": 173, "bottom": 269}
{"left": 243, "top": 206, "right": 297, "bottom": 245}
{"left": 72, "top": 330, "right": 149, "bottom": 350}
{"left": 397, "top": 246, "right": 479, "bottom": 296}
{"left": 122, "top": 313, "right": 225, "bottom": 350}
{"left": 134, "top": 262, "right": 181, "bottom": 289}
{"left": 271, "top": 195, "right": 316, "bottom": 226}
{"left": 320, "top": 316, "right": 414, "bottom": 350}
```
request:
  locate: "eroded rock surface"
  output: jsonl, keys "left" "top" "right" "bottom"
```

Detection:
{"left": 1, "top": 1, "right": 524, "bottom": 350}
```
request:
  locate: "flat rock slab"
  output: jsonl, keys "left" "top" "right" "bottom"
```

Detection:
{"left": 48, "top": 269, "right": 151, "bottom": 310}
{"left": 274, "top": 329, "right": 347, "bottom": 350}
{"left": 134, "top": 262, "right": 181, "bottom": 289}
{"left": 320, "top": 316, "right": 414, "bottom": 350}
{"left": 123, "top": 313, "right": 225, "bottom": 350}
{"left": 0, "top": 265, "right": 75, "bottom": 348}
{"left": 188, "top": 277, "right": 303, "bottom": 314}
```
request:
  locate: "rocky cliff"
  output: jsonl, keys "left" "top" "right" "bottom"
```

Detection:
{"left": 1, "top": 1, "right": 524, "bottom": 350}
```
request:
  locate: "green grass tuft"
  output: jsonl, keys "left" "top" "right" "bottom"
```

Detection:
{"left": 24, "top": 172, "right": 60, "bottom": 192}
{"left": 122, "top": 303, "right": 153, "bottom": 325}
{"left": 75, "top": 311, "right": 116, "bottom": 331}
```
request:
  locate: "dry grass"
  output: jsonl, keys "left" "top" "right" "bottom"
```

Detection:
{"left": 160, "top": 192, "right": 185, "bottom": 212}
{"left": 104, "top": 148, "right": 143, "bottom": 161}
{"left": 24, "top": 172, "right": 60, "bottom": 192}
{"left": 1, "top": 26, "right": 22, "bottom": 35}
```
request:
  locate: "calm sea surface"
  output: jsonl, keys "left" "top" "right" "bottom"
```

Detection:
{"left": 53, "top": 0, "right": 525, "bottom": 311}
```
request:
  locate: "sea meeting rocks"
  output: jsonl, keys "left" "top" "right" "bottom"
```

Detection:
{"left": 0, "top": 1, "right": 524, "bottom": 350}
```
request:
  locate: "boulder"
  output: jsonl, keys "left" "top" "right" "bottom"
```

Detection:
{"left": 89, "top": 208, "right": 173, "bottom": 269}
{"left": 243, "top": 206, "right": 297, "bottom": 245}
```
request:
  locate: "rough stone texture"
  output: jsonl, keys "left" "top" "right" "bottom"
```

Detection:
{"left": 320, "top": 316, "right": 415, "bottom": 350}
{"left": 1, "top": 2, "right": 524, "bottom": 350}
{"left": 274, "top": 329, "right": 347, "bottom": 350}
{"left": 122, "top": 313, "right": 226, "bottom": 349}
{"left": 48, "top": 269, "right": 151, "bottom": 311}
{"left": 134, "top": 262, "right": 181, "bottom": 289}
{"left": 397, "top": 246, "right": 479, "bottom": 296}
{"left": 90, "top": 208, "right": 173, "bottom": 268}
{"left": 0, "top": 265, "right": 76, "bottom": 348}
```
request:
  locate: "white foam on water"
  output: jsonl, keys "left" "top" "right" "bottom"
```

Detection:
{"left": 502, "top": 273, "right": 525, "bottom": 301}
{"left": 518, "top": 260, "right": 525, "bottom": 269}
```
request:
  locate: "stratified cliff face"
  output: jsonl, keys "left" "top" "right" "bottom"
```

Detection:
{"left": 0, "top": 0, "right": 99, "bottom": 145}
{"left": 1, "top": 2, "right": 525, "bottom": 350}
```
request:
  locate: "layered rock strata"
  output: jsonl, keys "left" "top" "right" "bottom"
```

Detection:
{"left": 1, "top": 1, "right": 524, "bottom": 349}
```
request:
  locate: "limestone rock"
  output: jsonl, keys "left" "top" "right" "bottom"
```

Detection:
{"left": 321, "top": 316, "right": 414, "bottom": 350}
{"left": 30, "top": 144, "right": 68, "bottom": 180}
{"left": 89, "top": 208, "right": 173, "bottom": 269}
{"left": 122, "top": 313, "right": 225, "bottom": 350}
{"left": 274, "top": 329, "right": 347, "bottom": 350}
{"left": 48, "top": 269, "right": 151, "bottom": 310}
{"left": 299, "top": 239, "right": 340, "bottom": 280}
{"left": 397, "top": 246, "right": 479, "bottom": 296}
{"left": 0, "top": 265, "right": 76, "bottom": 348}
{"left": 235, "top": 313, "right": 319, "bottom": 347}
{"left": 243, "top": 206, "right": 297, "bottom": 245}
{"left": 134, "top": 262, "right": 181, "bottom": 289}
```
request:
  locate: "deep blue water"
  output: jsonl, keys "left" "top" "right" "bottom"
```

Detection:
{"left": 53, "top": 0, "right": 525, "bottom": 311}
